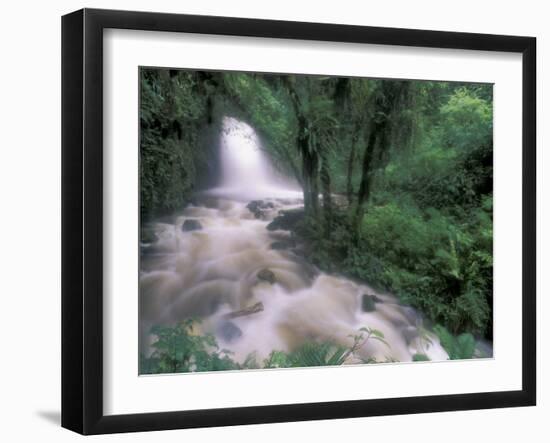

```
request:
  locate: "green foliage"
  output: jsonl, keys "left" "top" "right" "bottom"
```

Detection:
{"left": 142, "top": 323, "right": 392, "bottom": 374}
{"left": 433, "top": 325, "right": 476, "bottom": 360}
{"left": 383, "top": 88, "right": 493, "bottom": 212}
{"left": 290, "top": 85, "right": 493, "bottom": 337}
{"left": 264, "top": 326, "right": 390, "bottom": 368}
{"left": 296, "top": 196, "right": 492, "bottom": 335}
{"left": 356, "top": 201, "right": 491, "bottom": 334}
{"left": 140, "top": 68, "right": 211, "bottom": 218}
{"left": 266, "top": 342, "right": 348, "bottom": 368}
{"left": 440, "top": 88, "right": 493, "bottom": 153}
{"left": 140, "top": 320, "right": 239, "bottom": 374}
{"left": 294, "top": 212, "right": 355, "bottom": 272}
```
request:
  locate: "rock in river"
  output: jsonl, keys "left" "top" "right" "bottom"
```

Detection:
{"left": 217, "top": 321, "right": 243, "bottom": 342}
{"left": 267, "top": 207, "right": 305, "bottom": 231}
{"left": 246, "top": 200, "right": 275, "bottom": 219}
{"left": 257, "top": 268, "right": 276, "bottom": 284}
{"left": 181, "top": 219, "right": 202, "bottom": 231}
{"left": 362, "top": 293, "right": 382, "bottom": 312}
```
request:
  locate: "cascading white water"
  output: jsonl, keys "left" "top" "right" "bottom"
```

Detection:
{"left": 220, "top": 117, "right": 271, "bottom": 191}
{"left": 139, "top": 117, "right": 455, "bottom": 370}
{"left": 209, "top": 117, "right": 302, "bottom": 200}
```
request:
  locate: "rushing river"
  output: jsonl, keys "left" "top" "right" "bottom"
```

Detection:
{"left": 139, "top": 117, "right": 450, "bottom": 366}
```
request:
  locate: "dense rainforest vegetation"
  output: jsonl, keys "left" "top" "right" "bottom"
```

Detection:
{"left": 140, "top": 67, "right": 493, "bottom": 372}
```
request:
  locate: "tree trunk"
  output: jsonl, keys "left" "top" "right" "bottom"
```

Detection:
{"left": 320, "top": 152, "right": 333, "bottom": 233}
{"left": 284, "top": 79, "right": 319, "bottom": 217}
{"left": 354, "top": 121, "right": 386, "bottom": 237}
{"left": 309, "top": 152, "right": 320, "bottom": 217}
{"left": 353, "top": 82, "right": 406, "bottom": 238}
{"left": 299, "top": 134, "right": 312, "bottom": 213}
{"left": 346, "top": 121, "right": 361, "bottom": 206}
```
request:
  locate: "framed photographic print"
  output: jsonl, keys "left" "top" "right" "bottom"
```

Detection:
{"left": 61, "top": 8, "right": 536, "bottom": 435}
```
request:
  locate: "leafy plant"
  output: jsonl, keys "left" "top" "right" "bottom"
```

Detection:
{"left": 142, "top": 323, "right": 392, "bottom": 374}
{"left": 140, "top": 319, "right": 239, "bottom": 374}
{"left": 433, "top": 324, "right": 476, "bottom": 360}
{"left": 264, "top": 326, "right": 390, "bottom": 368}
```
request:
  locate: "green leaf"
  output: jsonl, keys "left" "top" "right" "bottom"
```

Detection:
{"left": 326, "top": 346, "right": 348, "bottom": 366}
{"left": 369, "top": 329, "right": 385, "bottom": 339}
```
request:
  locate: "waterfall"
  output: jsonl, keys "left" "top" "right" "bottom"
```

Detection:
{"left": 209, "top": 117, "right": 301, "bottom": 200}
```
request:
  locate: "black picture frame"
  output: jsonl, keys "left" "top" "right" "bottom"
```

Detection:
{"left": 61, "top": 8, "right": 537, "bottom": 435}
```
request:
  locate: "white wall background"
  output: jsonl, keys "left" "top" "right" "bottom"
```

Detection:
{"left": 0, "top": 0, "right": 546, "bottom": 441}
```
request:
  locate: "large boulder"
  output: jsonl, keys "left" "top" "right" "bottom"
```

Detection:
{"left": 257, "top": 268, "right": 276, "bottom": 284}
{"left": 266, "top": 207, "right": 305, "bottom": 231}
{"left": 217, "top": 321, "right": 243, "bottom": 342}
{"left": 181, "top": 219, "right": 202, "bottom": 231}
{"left": 361, "top": 294, "right": 382, "bottom": 312}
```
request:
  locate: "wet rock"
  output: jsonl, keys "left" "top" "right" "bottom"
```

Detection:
{"left": 266, "top": 207, "right": 305, "bottom": 231}
{"left": 246, "top": 200, "right": 275, "bottom": 219}
{"left": 224, "top": 302, "right": 264, "bottom": 319}
{"left": 217, "top": 321, "right": 242, "bottom": 342}
{"left": 181, "top": 219, "right": 202, "bottom": 231}
{"left": 361, "top": 294, "right": 382, "bottom": 312}
{"left": 257, "top": 268, "right": 276, "bottom": 284}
